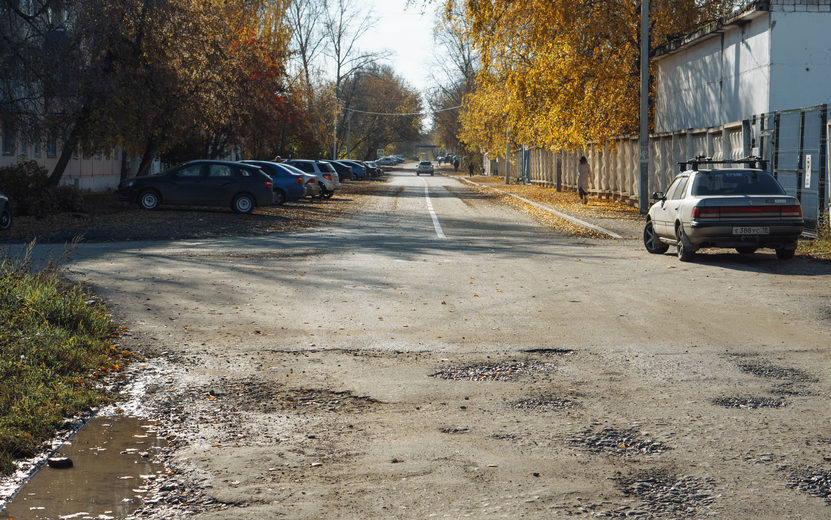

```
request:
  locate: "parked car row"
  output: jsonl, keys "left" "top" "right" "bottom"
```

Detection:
{"left": 376, "top": 155, "right": 403, "bottom": 166}
{"left": 116, "top": 156, "right": 387, "bottom": 214}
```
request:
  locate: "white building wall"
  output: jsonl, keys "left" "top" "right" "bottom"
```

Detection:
{"left": 769, "top": 10, "right": 831, "bottom": 112}
{"left": 655, "top": 13, "right": 771, "bottom": 133}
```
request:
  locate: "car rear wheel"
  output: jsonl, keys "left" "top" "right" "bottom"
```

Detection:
{"left": 139, "top": 190, "right": 160, "bottom": 210}
{"left": 775, "top": 247, "right": 795, "bottom": 260}
{"left": 0, "top": 207, "right": 11, "bottom": 230}
{"left": 273, "top": 189, "right": 286, "bottom": 205}
{"left": 323, "top": 190, "right": 334, "bottom": 199}
{"left": 318, "top": 185, "right": 328, "bottom": 199}
{"left": 232, "top": 193, "right": 254, "bottom": 214}
{"left": 736, "top": 246, "right": 757, "bottom": 255}
{"left": 643, "top": 221, "right": 669, "bottom": 254}
{"left": 677, "top": 226, "right": 696, "bottom": 262}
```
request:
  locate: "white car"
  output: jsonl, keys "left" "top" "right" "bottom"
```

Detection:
{"left": 643, "top": 159, "right": 803, "bottom": 261}
{"left": 284, "top": 160, "right": 340, "bottom": 199}
{"left": 416, "top": 161, "right": 434, "bottom": 176}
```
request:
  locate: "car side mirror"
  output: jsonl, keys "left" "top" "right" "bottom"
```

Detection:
{"left": 651, "top": 191, "right": 665, "bottom": 201}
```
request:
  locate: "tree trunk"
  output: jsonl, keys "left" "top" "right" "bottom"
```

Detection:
{"left": 136, "top": 137, "right": 159, "bottom": 177}
{"left": 47, "top": 125, "right": 79, "bottom": 187}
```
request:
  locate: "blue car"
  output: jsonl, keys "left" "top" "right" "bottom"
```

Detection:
{"left": 337, "top": 160, "right": 367, "bottom": 180}
{"left": 240, "top": 160, "right": 306, "bottom": 205}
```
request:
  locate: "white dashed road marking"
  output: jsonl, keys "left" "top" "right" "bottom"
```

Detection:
{"left": 422, "top": 178, "right": 447, "bottom": 239}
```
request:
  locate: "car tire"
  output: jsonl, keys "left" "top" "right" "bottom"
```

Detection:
{"left": 324, "top": 190, "right": 334, "bottom": 199}
{"left": 273, "top": 189, "right": 286, "bottom": 205}
{"left": 736, "top": 246, "right": 757, "bottom": 255}
{"left": 232, "top": 193, "right": 254, "bottom": 214}
{"left": 139, "top": 190, "right": 160, "bottom": 210}
{"left": 775, "top": 247, "right": 795, "bottom": 260}
{"left": 676, "top": 225, "right": 696, "bottom": 262}
{"left": 318, "top": 185, "right": 327, "bottom": 200}
{"left": 0, "top": 207, "right": 11, "bottom": 230}
{"left": 643, "top": 220, "right": 669, "bottom": 254}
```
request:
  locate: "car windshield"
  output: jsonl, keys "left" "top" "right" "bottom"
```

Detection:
{"left": 690, "top": 170, "right": 786, "bottom": 196}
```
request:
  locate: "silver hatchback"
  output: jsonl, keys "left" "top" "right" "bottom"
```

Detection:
{"left": 643, "top": 160, "right": 804, "bottom": 261}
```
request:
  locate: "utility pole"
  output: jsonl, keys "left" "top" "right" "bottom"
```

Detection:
{"left": 346, "top": 110, "right": 352, "bottom": 159}
{"left": 505, "top": 129, "right": 511, "bottom": 185}
{"left": 639, "top": 0, "right": 650, "bottom": 214}
{"left": 333, "top": 118, "right": 338, "bottom": 160}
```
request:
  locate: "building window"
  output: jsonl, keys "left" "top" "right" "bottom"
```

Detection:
{"left": 47, "top": 136, "right": 57, "bottom": 157}
{"left": 33, "top": 141, "right": 41, "bottom": 157}
{"left": 2, "top": 126, "right": 15, "bottom": 156}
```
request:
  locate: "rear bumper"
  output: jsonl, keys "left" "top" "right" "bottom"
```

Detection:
{"left": 685, "top": 220, "right": 803, "bottom": 249}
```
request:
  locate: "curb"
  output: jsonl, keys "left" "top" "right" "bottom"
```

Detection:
{"left": 459, "top": 178, "right": 623, "bottom": 239}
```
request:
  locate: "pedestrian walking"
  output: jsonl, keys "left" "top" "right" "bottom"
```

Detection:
{"left": 468, "top": 160, "right": 474, "bottom": 177}
{"left": 453, "top": 158, "right": 459, "bottom": 172}
{"left": 578, "top": 156, "right": 591, "bottom": 204}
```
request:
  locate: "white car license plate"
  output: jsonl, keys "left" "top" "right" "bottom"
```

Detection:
{"left": 732, "top": 226, "right": 769, "bottom": 235}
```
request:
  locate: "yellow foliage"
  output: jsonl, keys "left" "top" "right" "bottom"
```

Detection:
{"left": 451, "top": 0, "right": 737, "bottom": 155}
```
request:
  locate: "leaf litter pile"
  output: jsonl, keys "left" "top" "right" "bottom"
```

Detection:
{"left": 462, "top": 176, "right": 641, "bottom": 238}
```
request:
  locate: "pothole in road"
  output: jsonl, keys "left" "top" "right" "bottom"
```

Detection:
{"left": 786, "top": 466, "right": 831, "bottom": 504}
{"left": 272, "top": 388, "right": 380, "bottom": 413}
{"left": 440, "top": 427, "right": 469, "bottom": 434}
{"left": 521, "top": 348, "right": 574, "bottom": 355}
{"left": 513, "top": 395, "right": 579, "bottom": 411}
{"left": 571, "top": 427, "right": 671, "bottom": 456}
{"left": 613, "top": 469, "right": 715, "bottom": 518}
{"left": 731, "top": 357, "right": 817, "bottom": 383}
{"left": 430, "top": 360, "right": 557, "bottom": 381}
{"left": 711, "top": 396, "right": 787, "bottom": 409}
{"left": 198, "top": 379, "right": 380, "bottom": 414}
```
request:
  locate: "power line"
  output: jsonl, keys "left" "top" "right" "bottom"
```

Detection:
{"left": 344, "top": 105, "right": 462, "bottom": 117}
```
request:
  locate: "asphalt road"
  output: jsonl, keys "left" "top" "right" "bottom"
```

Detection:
{"left": 19, "top": 165, "right": 831, "bottom": 518}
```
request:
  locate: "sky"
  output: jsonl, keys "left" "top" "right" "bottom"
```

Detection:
{"left": 354, "top": 0, "right": 439, "bottom": 97}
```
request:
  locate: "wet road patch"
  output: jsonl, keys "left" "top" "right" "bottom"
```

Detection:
{"left": 430, "top": 360, "right": 557, "bottom": 381}
{"left": 0, "top": 416, "right": 166, "bottom": 520}
{"left": 711, "top": 396, "right": 787, "bottom": 409}
{"left": 571, "top": 427, "right": 671, "bottom": 456}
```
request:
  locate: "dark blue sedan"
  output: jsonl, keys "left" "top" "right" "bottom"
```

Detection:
{"left": 241, "top": 160, "right": 306, "bottom": 205}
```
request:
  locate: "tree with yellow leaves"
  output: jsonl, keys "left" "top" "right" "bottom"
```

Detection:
{"left": 450, "top": 0, "right": 737, "bottom": 156}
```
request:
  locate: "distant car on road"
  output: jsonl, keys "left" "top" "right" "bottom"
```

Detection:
{"left": 376, "top": 157, "right": 397, "bottom": 166}
{"left": 416, "top": 161, "right": 434, "bottom": 176}
{"left": 119, "top": 160, "right": 274, "bottom": 214}
{"left": 643, "top": 159, "right": 804, "bottom": 261}
{"left": 0, "top": 189, "right": 11, "bottom": 230}
{"left": 240, "top": 160, "right": 306, "bottom": 204}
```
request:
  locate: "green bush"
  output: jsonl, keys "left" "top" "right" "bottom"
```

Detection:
{"left": 0, "top": 161, "right": 85, "bottom": 217}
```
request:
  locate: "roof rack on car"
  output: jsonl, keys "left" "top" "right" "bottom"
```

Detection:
{"left": 679, "top": 156, "right": 768, "bottom": 172}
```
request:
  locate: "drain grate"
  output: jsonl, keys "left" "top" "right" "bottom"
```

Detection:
{"left": 571, "top": 427, "right": 671, "bottom": 456}
{"left": 614, "top": 470, "right": 715, "bottom": 518}
{"left": 787, "top": 466, "right": 831, "bottom": 503}
{"left": 513, "top": 395, "right": 578, "bottom": 411}
{"left": 712, "top": 396, "right": 787, "bottom": 409}
{"left": 430, "top": 360, "right": 557, "bottom": 381}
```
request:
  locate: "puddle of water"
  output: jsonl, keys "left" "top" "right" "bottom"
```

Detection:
{"left": 0, "top": 416, "right": 166, "bottom": 520}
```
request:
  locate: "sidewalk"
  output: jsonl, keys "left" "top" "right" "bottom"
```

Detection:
{"left": 454, "top": 174, "right": 644, "bottom": 239}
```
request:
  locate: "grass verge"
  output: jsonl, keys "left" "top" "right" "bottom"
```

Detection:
{"left": 0, "top": 240, "right": 132, "bottom": 474}
{"left": 799, "top": 212, "right": 831, "bottom": 259}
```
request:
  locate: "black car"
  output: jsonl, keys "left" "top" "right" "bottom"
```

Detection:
{"left": 119, "top": 160, "right": 274, "bottom": 214}
{"left": 0, "top": 190, "right": 11, "bottom": 230}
